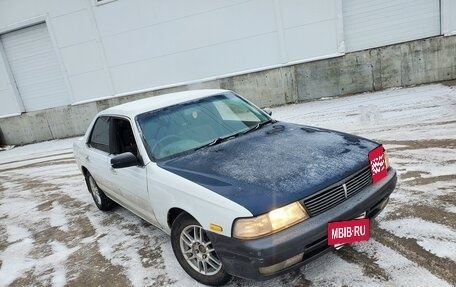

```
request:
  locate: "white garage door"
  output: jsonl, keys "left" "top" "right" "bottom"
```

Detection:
{"left": 343, "top": 0, "right": 441, "bottom": 52}
{"left": 1, "top": 23, "right": 69, "bottom": 111}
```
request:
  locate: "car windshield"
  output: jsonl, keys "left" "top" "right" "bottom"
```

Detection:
{"left": 136, "top": 92, "right": 271, "bottom": 160}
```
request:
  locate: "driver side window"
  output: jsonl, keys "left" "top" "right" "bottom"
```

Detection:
{"left": 110, "top": 118, "right": 138, "bottom": 156}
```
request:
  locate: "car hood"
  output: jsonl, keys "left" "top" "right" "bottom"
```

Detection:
{"left": 158, "top": 122, "right": 378, "bottom": 215}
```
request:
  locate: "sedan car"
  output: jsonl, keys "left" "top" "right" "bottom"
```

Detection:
{"left": 73, "top": 89, "right": 397, "bottom": 286}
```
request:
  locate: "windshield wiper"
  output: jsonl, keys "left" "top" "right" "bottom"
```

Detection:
{"left": 193, "top": 120, "right": 275, "bottom": 152}
{"left": 242, "top": 119, "right": 274, "bottom": 135}
{"left": 194, "top": 135, "right": 235, "bottom": 151}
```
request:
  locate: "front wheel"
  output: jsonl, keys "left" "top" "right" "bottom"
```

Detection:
{"left": 171, "top": 213, "right": 231, "bottom": 286}
{"left": 85, "top": 172, "right": 114, "bottom": 211}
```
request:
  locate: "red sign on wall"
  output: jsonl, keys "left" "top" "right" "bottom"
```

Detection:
{"left": 327, "top": 218, "right": 370, "bottom": 245}
{"left": 369, "top": 145, "right": 387, "bottom": 184}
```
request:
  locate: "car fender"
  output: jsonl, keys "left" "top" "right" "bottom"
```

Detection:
{"left": 147, "top": 163, "right": 252, "bottom": 237}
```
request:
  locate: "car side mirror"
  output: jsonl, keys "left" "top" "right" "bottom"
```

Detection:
{"left": 111, "top": 152, "right": 138, "bottom": 169}
{"left": 263, "top": 108, "right": 272, "bottom": 116}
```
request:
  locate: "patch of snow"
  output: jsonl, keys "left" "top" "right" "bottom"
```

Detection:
{"left": 6, "top": 224, "right": 30, "bottom": 243}
{"left": 161, "top": 240, "right": 197, "bottom": 287}
{"left": 0, "top": 238, "right": 35, "bottom": 285}
{"left": 380, "top": 218, "right": 456, "bottom": 261}
{"left": 273, "top": 84, "right": 456, "bottom": 141}
{"left": 86, "top": 209, "right": 170, "bottom": 287}
{"left": 49, "top": 202, "right": 69, "bottom": 232}
{"left": 0, "top": 170, "right": 78, "bottom": 285}
{"left": 391, "top": 148, "right": 456, "bottom": 178}
{"left": 0, "top": 137, "right": 77, "bottom": 165}
{"left": 302, "top": 252, "right": 383, "bottom": 287}
{"left": 0, "top": 153, "right": 74, "bottom": 172}
{"left": 0, "top": 145, "right": 15, "bottom": 151}
{"left": 354, "top": 239, "right": 451, "bottom": 286}
{"left": 0, "top": 190, "right": 45, "bottom": 226}
{"left": 392, "top": 183, "right": 455, "bottom": 207}
{"left": 45, "top": 241, "right": 77, "bottom": 287}
{"left": 52, "top": 265, "right": 67, "bottom": 287}
{"left": 445, "top": 205, "right": 456, "bottom": 214}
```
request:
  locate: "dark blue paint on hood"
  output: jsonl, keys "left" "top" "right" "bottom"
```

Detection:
{"left": 158, "top": 123, "right": 379, "bottom": 215}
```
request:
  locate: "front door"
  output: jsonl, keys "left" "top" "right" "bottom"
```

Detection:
{"left": 85, "top": 116, "right": 111, "bottom": 192}
{"left": 108, "top": 117, "right": 157, "bottom": 224}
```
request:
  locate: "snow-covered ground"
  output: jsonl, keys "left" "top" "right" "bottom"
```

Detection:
{"left": 0, "top": 83, "right": 455, "bottom": 286}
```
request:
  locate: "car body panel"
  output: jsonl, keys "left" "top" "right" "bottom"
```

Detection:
{"left": 146, "top": 163, "right": 253, "bottom": 236}
{"left": 206, "top": 168, "right": 397, "bottom": 280}
{"left": 106, "top": 154, "right": 155, "bottom": 224}
{"left": 158, "top": 123, "right": 378, "bottom": 215}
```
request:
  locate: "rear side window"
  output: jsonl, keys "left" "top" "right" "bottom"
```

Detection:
{"left": 89, "top": 117, "right": 110, "bottom": 153}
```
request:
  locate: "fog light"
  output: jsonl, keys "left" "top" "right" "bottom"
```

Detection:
{"left": 258, "top": 252, "right": 304, "bottom": 275}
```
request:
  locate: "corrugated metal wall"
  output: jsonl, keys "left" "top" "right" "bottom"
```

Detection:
{"left": 343, "top": 0, "right": 441, "bottom": 52}
{"left": 96, "top": 0, "right": 343, "bottom": 94}
{"left": 1, "top": 23, "right": 69, "bottom": 111}
{"left": 0, "top": 0, "right": 452, "bottom": 117}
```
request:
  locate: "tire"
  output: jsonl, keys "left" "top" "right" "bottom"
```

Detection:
{"left": 171, "top": 213, "right": 231, "bottom": 286}
{"left": 85, "top": 172, "right": 114, "bottom": 211}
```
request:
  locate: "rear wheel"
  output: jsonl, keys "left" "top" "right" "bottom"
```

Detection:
{"left": 85, "top": 172, "right": 114, "bottom": 211}
{"left": 171, "top": 213, "right": 231, "bottom": 286}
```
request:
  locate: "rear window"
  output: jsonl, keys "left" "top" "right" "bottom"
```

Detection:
{"left": 89, "top": 117, "right": 110, "bottom": 153}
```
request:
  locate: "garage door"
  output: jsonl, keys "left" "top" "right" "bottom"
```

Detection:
{"left": 343, "top": 0, "right": 441, "bottom": 52}
{"left": 1, "top": 23, "right": 69, "bottom": 111}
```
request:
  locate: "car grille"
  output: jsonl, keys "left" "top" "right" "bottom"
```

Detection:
{"left": 302, "top": 166, "right": 372, "bottom": 216}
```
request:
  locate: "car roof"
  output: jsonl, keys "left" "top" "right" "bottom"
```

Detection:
{"left": 98, "top": 89, "right": 229, "bottom": 118}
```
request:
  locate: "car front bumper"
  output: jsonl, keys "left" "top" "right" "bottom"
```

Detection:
{"left": 206, "top": 168, "right": 397, "bottom": 280}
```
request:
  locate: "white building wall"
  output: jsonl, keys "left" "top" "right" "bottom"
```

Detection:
{"left": 0, "top": 0, "right": 454, "bottom": 117}
{"left": 1, "top": 23, "right": 71, "bottom": 112}
{"left": 279, "top": 0, "right": 344, "bottom": 60}
{"left": 0, "top": 0, "right": 113, "bottom": 113}
{"left": 343, "top": 0, "right": 441, "bottom": 52}
{"left": 95, "top": 0, "right": 343, "bottom": 94}
{"left": 0, "top": 0, "right": 343, "bottom": 116}
{"left": 441, "top": 0, "right": 456, "bottom": 35}
{"left": 0, "top": 46, "right": 22, "bottom": 117}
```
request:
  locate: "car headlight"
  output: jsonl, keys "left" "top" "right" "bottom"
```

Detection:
{"left": 233, "top": 202, "right": 309, "bottom": 239}
{"left": 383, "top": 149, "right": 390, "bottom": 170}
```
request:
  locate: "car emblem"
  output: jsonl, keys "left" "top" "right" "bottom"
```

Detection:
{"left": 342, "top": 183, "right": 348, "bottom": 199}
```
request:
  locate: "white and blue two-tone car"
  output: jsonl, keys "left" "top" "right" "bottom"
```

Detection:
{"left": 73, "top": 89, "right": 397, "bottom": 286}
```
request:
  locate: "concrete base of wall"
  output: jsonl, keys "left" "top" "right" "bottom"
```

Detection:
{"left": 1, "top": 35, "right": 456, "bottom": 145}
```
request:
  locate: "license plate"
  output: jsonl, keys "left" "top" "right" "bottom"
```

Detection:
{"left": 369, "top": 145, "right": 387, "bottom": 183}
{"left": 328, "top": 214, "right": 370, "bottom": 247}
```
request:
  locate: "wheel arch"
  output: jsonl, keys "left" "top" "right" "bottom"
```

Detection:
{"left": 167, "top": 207, "right": 195, "bottom": 229}
{"left": 81, "top": 166, "right": 89, "bottom": 177}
